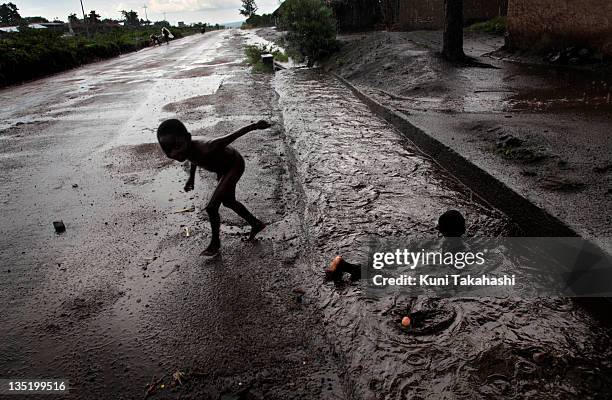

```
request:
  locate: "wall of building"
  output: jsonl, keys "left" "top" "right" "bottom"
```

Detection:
{"left": 396, "top": 0, "right": 507, "bottom": 31}
{"left": 328, "top": 0, "right": 381, "bottom": 32}
{"left": 507, "top": 0, "right": 612, "bottom": 56}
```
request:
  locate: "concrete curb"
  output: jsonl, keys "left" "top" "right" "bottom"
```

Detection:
{"left": 333, "top": 73, "right": 578, "bottom": 238}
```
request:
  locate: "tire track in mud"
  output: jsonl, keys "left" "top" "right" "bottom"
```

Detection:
{"left": 274, "top": 69, "right": 612, "bottom": 399}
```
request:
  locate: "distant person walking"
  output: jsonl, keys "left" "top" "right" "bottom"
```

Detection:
{"left": 161, "top": 27, "right": 173, "bottom": 45}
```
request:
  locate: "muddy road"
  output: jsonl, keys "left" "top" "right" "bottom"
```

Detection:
{"left": 0, "top": 31, "right": 345, "bottom": 399}
{"left": 1, "top": 29, "right": 612, "bottom": 400}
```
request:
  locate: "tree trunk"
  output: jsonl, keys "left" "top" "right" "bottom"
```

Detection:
{"left": 442, "top": 0, "right": 465, "bottom": 61}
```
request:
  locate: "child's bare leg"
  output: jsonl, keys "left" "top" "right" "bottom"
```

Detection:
{"left": 203, "top": 201, "right": 221, "bottom": 256}
{"left": 222, "top": 198, "right": 266, "bottom": 240}
{"left": 220, "top": 161, "right": 266, "bottom": 240}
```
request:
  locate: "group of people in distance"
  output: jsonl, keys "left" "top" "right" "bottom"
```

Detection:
{"left": 149, "top": 26, "right": 173, "bottom": 47}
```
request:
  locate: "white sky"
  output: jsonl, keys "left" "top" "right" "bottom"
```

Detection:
{"left": 11, "top": 0, "right": 282, "bottom": 24}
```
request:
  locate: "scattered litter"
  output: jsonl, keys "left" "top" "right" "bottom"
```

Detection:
{"left": 53, "top": 221, "right": 66, "bottom": 233}
{"left": 174, "top": 206, "right": 195, "bottom": 214}
{"left": 324, "top": 255, "right": 361, "bottom": 281}
{"left": 72, "top": 184, "right": 79, "bottom": 188}
{"left": 184, "top": 227, "right": 191, "bottom": 237}
{"left": 144, "top": 377, "right": 163, "bottom": 399}
{"left": 172, "top": 371, "right": 185, "bottom": 385}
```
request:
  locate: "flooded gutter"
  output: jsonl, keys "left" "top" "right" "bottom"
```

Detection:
{"left": 333, "top": 73, "right": 579, "bottom": 238}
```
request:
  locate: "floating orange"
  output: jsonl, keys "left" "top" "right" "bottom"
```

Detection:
{"left": 401, "top": 316, "right": 411, "bottom": 328}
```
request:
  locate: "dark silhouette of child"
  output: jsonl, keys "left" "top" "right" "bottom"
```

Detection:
{"left": 157, "top": 119, "right": 271, "bottom": 256}
{"left": 437, "top": 210, "right": 466, "bottom": 237}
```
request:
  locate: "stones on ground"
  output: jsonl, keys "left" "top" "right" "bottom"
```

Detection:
{"left": 547, "top": 47, "right": 595, "bottom": 65}
{"left": 53, "top": 220, "right": 66, "bottom": 233}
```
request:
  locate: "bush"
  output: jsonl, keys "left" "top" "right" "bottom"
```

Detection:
{"left": 467, "top": 16, "right": 507, "bottom": 35}
{"left": 278, "top": 0, "right": 338, "bottom": 67}
{"left": 244, "top": 44, "right": 288, "bottom": 73}
{"left": 243, "top": 14, "right": 274, "bottom": 28}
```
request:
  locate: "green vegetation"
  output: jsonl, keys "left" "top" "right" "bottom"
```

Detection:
{"left": 467, "top": 16, "right": 507, "bottom": 35}
{"left": 241, "top": 13, "right": 274, "bottom": 29}
{"left": 239, "top": 0, "right": 258, "bottom": 19}
{"left": 277, "top": 0, "right": 338, "bottom": 67}
{"left": 244, "top": 44, "right": 288, "bottom": 73}
{"left": 0, "top": 2, "right": 20, "bottom": 25}
{"left": 0, "top": 26, "right": 200, "bottom": 87}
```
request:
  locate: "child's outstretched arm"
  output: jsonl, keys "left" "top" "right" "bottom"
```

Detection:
{"left": 184, "top": 163, "right": 196, "bottom": 192}
{"left": 209, "top": 120, "right": 271, "bottom": 150}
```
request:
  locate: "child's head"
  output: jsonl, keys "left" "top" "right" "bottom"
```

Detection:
{"left": 157, "top": 119, "right": 191, "bottom": 162}
{"left": 437, "top": 210, "right": 466, "bottom": 237}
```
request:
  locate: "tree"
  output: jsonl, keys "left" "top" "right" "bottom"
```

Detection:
{"left": 68, "top": 13, "right": 79, "bottom": 24}
{"left": 279, "top": 0, "right": 337, "bottom": 67}
{"left": 239, "top": 0, "right": 258, "bottom": 18}
{"left": 22, "top": 16, "right": 49, "bottom": 23}
{"left": 442, "top": 0, "right": 465, "bottom": 61}
{"left": 0, "top": 2, "right": 21, "bottom": 25}
{"left": 88, "top": 10, "right": 101, "bottom": 24}
{"left": 121, "top": 10, "right": 140, "bottom": 26}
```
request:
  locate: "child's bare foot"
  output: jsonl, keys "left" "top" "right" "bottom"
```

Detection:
{"left": 247, "top": 221, "right": 266, "bottom": 241}
{"left": 201, "top": 240, "right": 220, "bottom": 256}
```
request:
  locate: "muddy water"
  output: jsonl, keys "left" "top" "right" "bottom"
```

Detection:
{"left": 275, "top": 69, "right": 612, "bottom": 399}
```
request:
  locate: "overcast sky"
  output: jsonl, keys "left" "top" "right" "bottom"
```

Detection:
{"left": 11, "top": 0, "right": 282, "bottom": 24}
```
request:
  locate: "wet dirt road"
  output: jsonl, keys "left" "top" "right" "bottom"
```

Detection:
{"left": 0, "top": 31, "right": 346, "bottom": 399}
{"left": 1, "top": 29, "right": 612, "bottom": 400}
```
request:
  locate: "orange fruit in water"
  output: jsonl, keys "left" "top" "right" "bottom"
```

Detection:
{"left": 401, "top": 316, "right": 411, "bottom": 327}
